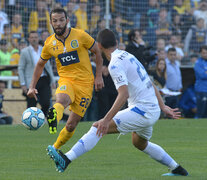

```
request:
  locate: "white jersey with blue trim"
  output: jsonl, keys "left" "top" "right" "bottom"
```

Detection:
{"left": 108, "top": 49, "right": 159, "bottom": 112}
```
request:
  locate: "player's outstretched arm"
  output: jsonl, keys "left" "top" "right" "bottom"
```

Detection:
{"left": 152, "top": 82, "right": 181, "bottom": 119}
{"left": 27, "top": 58, "right": 47, "bottom": 100}
{"left": 94, "top": 85, "right": 129, "bottom": 136}
{"left": 90, "top": 42, "right": 104, "bottom": 91}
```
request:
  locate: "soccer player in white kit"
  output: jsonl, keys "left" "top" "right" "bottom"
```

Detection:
{"left": 47, "top": 29, "right": 188, "bottom": 176}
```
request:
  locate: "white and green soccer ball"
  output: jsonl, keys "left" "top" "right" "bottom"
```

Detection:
{"left": 22, "top": 107, "right": 45, "bottom": 130}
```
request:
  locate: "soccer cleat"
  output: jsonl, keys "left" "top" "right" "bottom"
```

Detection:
{"left": 46, "top": 145, "right": 71, "bottom": 172}
{"left": 47, "top": 107, "right": 57, "bottom": 134}
{"left": 162, "top": 165, "right": 189, "bottom": 176}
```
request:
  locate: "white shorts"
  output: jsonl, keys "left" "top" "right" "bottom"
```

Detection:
{"left": 113, "top": 106, "right": 160, "bottom": 140}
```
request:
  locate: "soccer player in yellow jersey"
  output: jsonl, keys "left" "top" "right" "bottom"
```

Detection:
{"left": 27, "top": 8, "right": 104, "bottom": 150}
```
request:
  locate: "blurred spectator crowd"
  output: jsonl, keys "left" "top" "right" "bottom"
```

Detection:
{"left": 1, "top": 0, "right": 207, "bottom": 67}
{"left": 0, "top": 0, "right": 207, "bottom": 120}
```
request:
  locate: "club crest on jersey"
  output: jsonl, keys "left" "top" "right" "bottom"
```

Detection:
{"left": 71, "top": 40, "right": 79, "bottom": 49}
{"left": 60, "top": 85, "right": 66, "bottom": 91}
{"left": 114, "top": 118, "right": 121, "bottom": 125}
{"left": 52, "top": 40, "right": 57, "bottom": 46}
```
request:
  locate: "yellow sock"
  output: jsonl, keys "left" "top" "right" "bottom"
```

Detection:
{"left": 53, "top": 127, "right": 75, "bottom": 149}
{"left": 53, "top": 103, "right": 64, "bottom": 123}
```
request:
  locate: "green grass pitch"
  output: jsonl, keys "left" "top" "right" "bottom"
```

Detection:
{"left": 0, "top": 119, "right": 206, "bottom": 180}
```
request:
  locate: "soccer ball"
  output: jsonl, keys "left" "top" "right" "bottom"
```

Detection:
{"left": 22, "top": 107, "right": 45, "bottom": 130}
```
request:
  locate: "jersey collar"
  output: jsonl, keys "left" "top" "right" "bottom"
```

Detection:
{"left": 111, "top": 48, "right": 119, "bottom": 56}
{"left": 55, "top": 28, "right": 71, "bottom": 46}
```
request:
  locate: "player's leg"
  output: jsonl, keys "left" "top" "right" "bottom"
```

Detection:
{"left": 65, "top": 120, "right": 117, "bottom": 161}
{"left": 47, "top": 119, "right": 118, "bottom": 172}
{"left": 65, "top": 119, "right": 118, "bottom": 159}
{"left": 132, "top": 132, "right": 188, "bottom": 176}
{"left": 47, "top": 82, "right": 102, "bottom": 171}
{"left": 47, "top": 105, "right": 79, "bottom": 172}
{"left": 47, "top": 93, "right": 71, "bottom": 134}
{"left": 52, "top": 82, "right": 95, "bottom": 146}
{"left": 53, "top": 111, "right": 82, "bottom": 149}
{"left": 53, "top": 87, "right": 94, "bottom": 147}
{"left": 47, "top": 79, "right": 75, "bottom": 134}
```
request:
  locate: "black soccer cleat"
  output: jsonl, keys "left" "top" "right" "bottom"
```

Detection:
{"left": 172, "top": 165, "right": 189, "bottom": 176}
{"left": 47, "top": 145, "right": 71, "bottom": 172}
{"left": 47, "top": 107, "right": 57, "bottom": 134}
{"left": 162, "top": 165, "right": 189, "bottom": 176}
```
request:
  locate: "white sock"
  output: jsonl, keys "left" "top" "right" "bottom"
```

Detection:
{"left": 143, "top": 142, "right": 178, "bottom": 170}
{"left": 65, "top": 126, "right": 101, "bottom": 161}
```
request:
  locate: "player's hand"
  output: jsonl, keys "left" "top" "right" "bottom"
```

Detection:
{"left": 94, "top": 75, "right": 104, "bottom": 91}
{"left": 93, "top": 119, "right": 109, "bottom": 137}
{"left": 162, "top": 105, "right": 181, "bottom": 119}
{"left": 27, "top": 88, "right": 38, "bottom": 101}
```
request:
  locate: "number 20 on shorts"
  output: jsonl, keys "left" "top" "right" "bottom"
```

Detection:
{"left": 79, "top": 98, "right": 90, "bottom": 109}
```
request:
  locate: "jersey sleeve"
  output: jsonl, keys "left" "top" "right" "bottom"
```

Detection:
{"left": 40, "top": 41, "right": 52, "bottom": 61}
{"left": 109, "top": 62, "right": 128, "bottom": 90}
{"left": 80, "top": 30, "right": 95, "bottom": 50}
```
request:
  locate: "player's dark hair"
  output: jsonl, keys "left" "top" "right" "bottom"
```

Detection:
{"left": 50, "top": 8, "right": 67, "bottom": 20}
{"left": 97, "top": 29, "right": 117, "bottom": 49}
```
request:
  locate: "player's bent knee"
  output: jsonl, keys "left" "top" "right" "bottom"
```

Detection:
{"left": 132, "top": 142, "right": 145, "bottom": 151}
{"left": 56, "top": 99, "right": 70, "bottom": 108}
{"left": 56, "top": 93, "right": 71, "bottom": 107}
{"left": 132, "top": 132, "right": 148, "bottom": 151}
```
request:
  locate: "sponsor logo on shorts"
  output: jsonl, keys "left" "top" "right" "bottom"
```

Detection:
{"left": 60, "top": 85, "right": 66, "bottom": 90}
{"left": 71, "top": 40, "right": 79, "bottom": 49}
{"left": 114, "top": 118, "right": 121, "bottom": 125}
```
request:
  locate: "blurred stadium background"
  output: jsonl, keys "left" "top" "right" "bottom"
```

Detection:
{"left": 0, "top": 0, "right": 203, "bottom": 123}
